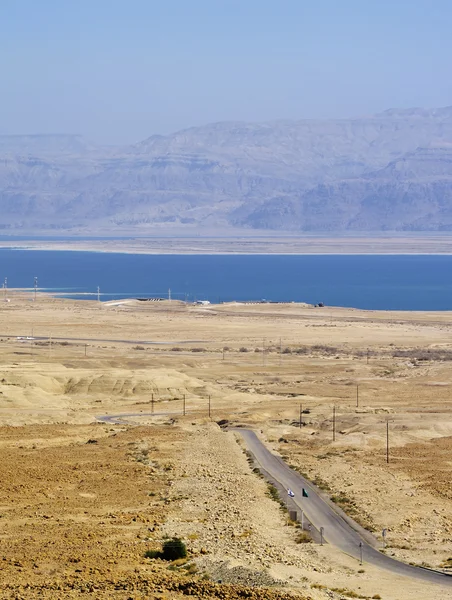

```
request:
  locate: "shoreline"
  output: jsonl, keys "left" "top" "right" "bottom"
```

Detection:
{"left": 3, "top": 246, "right": 452, "bottom": 256}
{"left": 2, "top": 236, "right": 452, "bottom": 255}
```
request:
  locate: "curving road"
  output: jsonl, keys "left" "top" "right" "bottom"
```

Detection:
{"left": 96, "top": 411, "right": 451, "bottom": 587}
{"left": 236, "top": 428, "right": 452, "bottom": 586}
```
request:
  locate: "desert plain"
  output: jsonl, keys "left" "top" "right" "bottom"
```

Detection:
{"left": 0, "top": 292, "right": 451, "bottom": 599}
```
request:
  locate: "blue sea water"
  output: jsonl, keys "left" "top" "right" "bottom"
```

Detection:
{"left": 1, "top": 249, "right": 452, "bottom": 311}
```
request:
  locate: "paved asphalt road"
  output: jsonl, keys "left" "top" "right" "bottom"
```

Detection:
{"left": 95, "top": 413, "right": 451, "bottom": 587}
{"left": 236, "top": 428, "right": 452, "bottom": 587}
{"left": 6, "top": 334, "right": 207, "bottom": 345}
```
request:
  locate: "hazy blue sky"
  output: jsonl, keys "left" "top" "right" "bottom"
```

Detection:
{"left": 1, "top": 0, "right": 451, "bottom": 143}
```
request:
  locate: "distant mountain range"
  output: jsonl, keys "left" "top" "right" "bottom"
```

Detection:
{"left": 1, "top": 107, "right": 452, "bottom": 234}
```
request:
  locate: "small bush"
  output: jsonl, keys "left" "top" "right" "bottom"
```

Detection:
{"left": 312, "top": 475, "right": 332, "bottom": 492}
{"left": 295, "top": 531, "right": 311, "bottom": 544}
{"left": 312, "top": 344, "right": 339, "bottom": 354}
{"left": 267, "top": 484, "right": 280, "bottom": 502}
{"left": 145, "top": 537, "right": 187, "bottom": 561}
{"left": 162, "top": 537, "right": 187, "bottom": 561}
{"left": 134, "top": 345, "right": 145, "bottom": 350}
{"left": 191, "top": 347, "right": 205, "bottom": 352}
{"left": 239, "top": 347, "right": 248, "bottom": 352}
{"left": 171, "top": 347, "right": 182, "bottom": 351}
{"left": 185, "top": 562, "right": 197, "bottom": 574}
{"left": 294, "top": 346, "right": 309, "bottom": 354}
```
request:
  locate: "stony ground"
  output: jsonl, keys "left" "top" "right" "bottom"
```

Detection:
{"left": 163, "top": 425, "right": 316, "bottom": 582}
{"left": 0, "top": 294, "right": 451, "bottom": 599}
{"left": 0, "top": 423, "right": 313, "bottom": 599}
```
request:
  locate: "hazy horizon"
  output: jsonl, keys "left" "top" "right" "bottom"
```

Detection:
{"left": 1, "top": 0, "right": 451, "bottom": 144}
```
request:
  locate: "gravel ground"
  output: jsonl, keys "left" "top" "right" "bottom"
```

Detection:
{"left": 163, "top": 423, "right": 321, "bottom": 591}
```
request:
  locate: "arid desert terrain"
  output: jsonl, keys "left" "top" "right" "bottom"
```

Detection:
{"left": 0, "top": 292, "right": 451, "bottom": 599}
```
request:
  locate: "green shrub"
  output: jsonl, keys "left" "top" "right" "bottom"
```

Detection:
{"left": 145, "top": 537, "right": 187, "bottom": 561}
{"left": 162, "top": 538, "right": 187, "bottom": 561}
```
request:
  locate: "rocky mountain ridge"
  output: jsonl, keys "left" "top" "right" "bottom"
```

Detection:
{"left": 1, "top": 107, "right": 452, "bottom": 233}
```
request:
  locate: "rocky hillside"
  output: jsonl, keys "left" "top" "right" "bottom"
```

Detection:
{"left": 1, "top": 107, "right": 452, "bottom": 233}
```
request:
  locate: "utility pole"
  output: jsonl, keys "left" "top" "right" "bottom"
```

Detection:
{"left": 151, "top": 393, "right": 154, "bottom": 414}
{"left": 279, "top": 337, "right": 282, "bottom": 367}
{"left": 299, "top": 403, "right": 302, "bottom": 429}
{"left": 262, "top": 338, "right": 266, "bottom": 367}
{"left": 222, "top": 347, "right": 225, "bottom": 361}
{"left": 183, "top": 394, "right": 186, "bottom": 416}
{"left": 333, "top": 405, "right": 336, "bottom": 442}
{"left": 367, "top": 348, "right": 370, "bottom": 364}
{"left": 34, "top": 276, "right": 38, "bottom": 302}
{"left": 97, "top": 286, "right": 100, "bottom": 303}
{"left": 84, "top": 344, "right": 87, "bottom": 357}
{"left": 208, "top": 394, "right": 211, "bottom": 419}
{"left": 356, "top": 384, "right": 359, "bottom": 408}
{"left": 386, "top": 420, "right": 389, "bottom": 464}
{"left": 359, "top": 541, "right": 363, "bottom": 565}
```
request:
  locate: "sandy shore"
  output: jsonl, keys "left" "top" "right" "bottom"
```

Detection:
{"left": 2, "top": 234, "right": 452, "bottom": 254}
